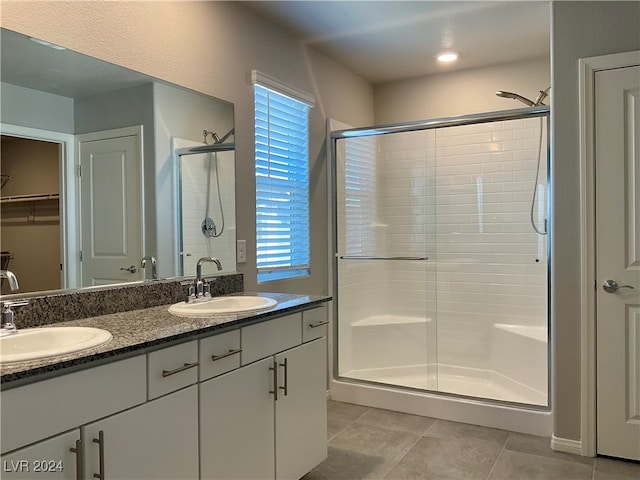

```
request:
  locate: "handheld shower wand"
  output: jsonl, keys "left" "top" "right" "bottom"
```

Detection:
{"left": 495, "top": 90, "right": 535, "bottom": 106}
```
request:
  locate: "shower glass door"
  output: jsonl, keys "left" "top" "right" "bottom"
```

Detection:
{"left": 333, "top": 110, "right": 549, "bottom": 407}
{"left": 335, "top": 131, "right": 438, "bottom": 391}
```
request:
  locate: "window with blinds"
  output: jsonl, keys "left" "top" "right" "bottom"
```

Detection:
{"left": 255, "top": 83, "right": 311, "bottom": 282}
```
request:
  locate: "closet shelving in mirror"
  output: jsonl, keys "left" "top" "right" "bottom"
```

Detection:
{"left": 0, "top": 193, "right": 60, "bottom": 204}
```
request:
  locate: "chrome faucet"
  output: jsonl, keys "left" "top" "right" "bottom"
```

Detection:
{"left": 0, "top": 270, "right": 27, "bottom": 335}
{"left": 188, "top": 257, "right": 222, "bottom": 302}
{"left": 0, "top": 270, "right": 19, "bottom": 291}
{"left": 1, "top": 300, "right": 28, "bottom": 335}
{"left": 140, "top": 255, "right": 158, "bottom": 280}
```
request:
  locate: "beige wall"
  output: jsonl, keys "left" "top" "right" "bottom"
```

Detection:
{"left": 374, "top": 57, "right": 551, "bottom": 124}
{"left": 551, "top": 1, "right": 640, "bottom": 443}
{"left": 0, "top": 1, "right": 374, "bottom": 295}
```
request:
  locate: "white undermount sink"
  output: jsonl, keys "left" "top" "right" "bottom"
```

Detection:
{"left": 168, "top": 295, "right": 277, "bottom": 317}
{"left": 0, "top": 327, "right": 112, "bottom": 364}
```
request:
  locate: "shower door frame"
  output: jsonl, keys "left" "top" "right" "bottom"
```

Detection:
{"left": 330, "top": 105, "right": 552, "bottom": 408}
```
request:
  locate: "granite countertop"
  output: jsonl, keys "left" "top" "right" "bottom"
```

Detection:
{"left": 1, "top": 292, "right": 331, "bottom": 388}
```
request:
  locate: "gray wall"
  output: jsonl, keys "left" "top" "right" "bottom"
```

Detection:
{"left": 551, "top": 1, "right": 640, "bottom": 441}
{"left": 1, "top": 82, "right": 74, "bottom": 133}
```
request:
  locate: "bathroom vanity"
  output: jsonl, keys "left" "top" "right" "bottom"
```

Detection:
{"left": 0, "top": 292, "right": 330, "bottom": 480}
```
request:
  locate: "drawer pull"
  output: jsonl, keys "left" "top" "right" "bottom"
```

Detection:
{"left": 308, "top": 320, "right": 329, "bottom": 328}
{"left": 92, "top": 431, "right": 105, "bottom": 480}
{"left": 69, "top": 438, "right": 84, "bottom": 480}
{"left": 162, "top": 362, "right": 199, "bottom": 377}
{"left": 211, "top": 348, "right": 242, "bottom": 362}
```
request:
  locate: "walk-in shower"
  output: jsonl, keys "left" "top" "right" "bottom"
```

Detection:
{"left": 175, "top": 129, "right": 236, "bottom": 276}
{"left": 330, "top": 106, "right": 551, "bottom": 434}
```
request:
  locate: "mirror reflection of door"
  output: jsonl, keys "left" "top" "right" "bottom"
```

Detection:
{"left": 0, "top": 135, "right": 62, "bottom": 294}
{"left": 78, "top": 128, "right": 143, "bottom": 286}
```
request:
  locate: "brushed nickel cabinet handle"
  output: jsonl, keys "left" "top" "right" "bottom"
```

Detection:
{"left": 69, "top": 438, "right": 84, "bottom": 480}
{"left": 269, "top": 360, "right": 278, "bottom": 401}
{"left": 92, "top": 430, "right": 105, "bottom": 480}
{"left": 162, "top": 361, "right": 199, "bottom": 377}
{"left": 211, "top": 348, "right": 242, "bottom": 362}
{"left": 279, "top": 358, "right": 288, "bottom": 396}
{"left": 308, "top": 320, "right": 329, "bottom": 328}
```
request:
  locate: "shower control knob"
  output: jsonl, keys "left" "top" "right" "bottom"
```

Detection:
{"left": 120, "top": 265, "right": 138, "bottom": 274}
{"left": 602, "top": 279, "right": 634, "bottom": 294}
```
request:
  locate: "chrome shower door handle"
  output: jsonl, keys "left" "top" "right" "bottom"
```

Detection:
{"left": 602, "top": 279, "right": 635, "bottom": 294}
{"left": 120, "top": 265, "right": 137, "bottom": 274}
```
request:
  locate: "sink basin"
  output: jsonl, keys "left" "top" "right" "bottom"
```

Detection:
{"left": 168, "top": 295, "right": 277, "bottom": 317}
{"left": 0, "top": 327, "right": 112, "bottom": 364}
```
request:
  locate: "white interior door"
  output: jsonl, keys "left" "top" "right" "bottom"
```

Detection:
{"left": 79, "top": 130, "right": 143, "bottom": 286}
{"left": 595, "top": 64, "right": 640, "bottom": 461}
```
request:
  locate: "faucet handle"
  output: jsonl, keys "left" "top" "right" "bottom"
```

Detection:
{"left": 2, "top": 300, "right": 29, "bottom": 309}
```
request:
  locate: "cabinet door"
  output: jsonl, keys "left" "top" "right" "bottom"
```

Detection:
{"left": 83, "top": 386, "right": 198, "bottom": 480}
{"left": 200, "top": 357, "right": 275, "bottom": 480}
{"left": 275, "top": 338, "right": 327, "bottom": 480}
{"left": 1, "top": 430, "right": 79, "bottom": 479}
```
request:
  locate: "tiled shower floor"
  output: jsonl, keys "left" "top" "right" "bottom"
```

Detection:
{"left": 303, "top": 400, "right": 640, "bottom": 480}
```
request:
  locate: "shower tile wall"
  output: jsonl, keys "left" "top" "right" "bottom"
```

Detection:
{"left": 378, "top": 118, "right": 548, "bottom": 370}
{"left": 180, "top": 152, "right": 236, "bottom": 276}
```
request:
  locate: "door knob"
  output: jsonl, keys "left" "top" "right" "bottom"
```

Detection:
{"left": 120, "top": 265, "right": 137, "bottom": 274}
{"left": 602, "top": 279, "right": 634, "bottom": 294}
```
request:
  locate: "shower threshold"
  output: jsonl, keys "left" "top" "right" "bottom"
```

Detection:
{"left": 342, "top": 364, "right": 547, "bottom": 407}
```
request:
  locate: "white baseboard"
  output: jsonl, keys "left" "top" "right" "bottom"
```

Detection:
{"left": 551, "top": 435, "right": 583, "bottom": 456}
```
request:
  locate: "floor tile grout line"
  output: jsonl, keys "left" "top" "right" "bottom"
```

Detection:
{"left": 485, "top": 432, "right": 510, "bottom": 480}
{"left": 382, "top": 431, "right": 428, "bottom": 480}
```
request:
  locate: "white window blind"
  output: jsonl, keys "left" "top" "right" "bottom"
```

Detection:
{"left": 255, "top": 83, "right": 311, "bottom": 282}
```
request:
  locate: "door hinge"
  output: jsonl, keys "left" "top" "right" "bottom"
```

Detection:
{"left": 77, "top": 165, "right": 82, "bottom": 177}
{"left": 79, "top": 251, "right": 83, "bottom": 262}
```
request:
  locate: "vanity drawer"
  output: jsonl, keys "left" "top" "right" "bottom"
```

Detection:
{"left": 241, "top": 313, "right": 302, "bottom": 365}
{"left": 303, "top": 306, "right": 329, "bottom": 342}
{"left": 1, "top": 355, "right": 146, "bottom": 454}
{"left": 199, "top": 330, "right": 241, "bottom": 381}
{"left": 147, "top": 340, "right": 198, "bottom": 400}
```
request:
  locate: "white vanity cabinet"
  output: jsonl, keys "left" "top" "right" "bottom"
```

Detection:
{"left": 200, "top": 356, "right": 276, "bottom": 480}
{"left": 200, "top": 307, "right": 328, "bottom": 480}
{"left": 274, "top": 338, "right": 327, "bottom": 480}
{"left": 0, "top": 302, "right": 329, "bottom": 480}
{"left": 82, "top": 385, "right": 199, "bottom": 480}
{"left": 0, "top": 430, "right": 81, "bottom": 479}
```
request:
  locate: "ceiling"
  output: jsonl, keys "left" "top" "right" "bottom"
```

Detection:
{"left": 244, "top": 1, "right": 551, "bottom": 84}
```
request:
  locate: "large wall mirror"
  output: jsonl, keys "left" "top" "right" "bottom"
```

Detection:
{"left": 0, "top": 28, "right": 236, "bottom": 295}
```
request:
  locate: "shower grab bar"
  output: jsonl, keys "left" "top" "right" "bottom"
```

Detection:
{"left": 338, "top": 255, "right": 428, "bottom": 261}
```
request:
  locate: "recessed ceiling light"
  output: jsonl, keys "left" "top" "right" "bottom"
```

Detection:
{"left": 29, "top": 37, "right": 66, "bottom": 51}
{"left": 436, "top": 51, "right": 459, "bottom": 63}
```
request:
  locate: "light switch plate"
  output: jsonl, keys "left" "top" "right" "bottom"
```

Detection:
{"left": 236, "top": 240, "right": 247, "bottom": 263}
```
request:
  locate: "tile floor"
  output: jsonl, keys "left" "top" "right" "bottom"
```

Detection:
{"left": 303, "top": 400, "right": 640, "bottom": 480}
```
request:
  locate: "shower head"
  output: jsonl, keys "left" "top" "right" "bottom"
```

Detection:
{"left": 495, "top": 91, "right": 535, "bottom": 107}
